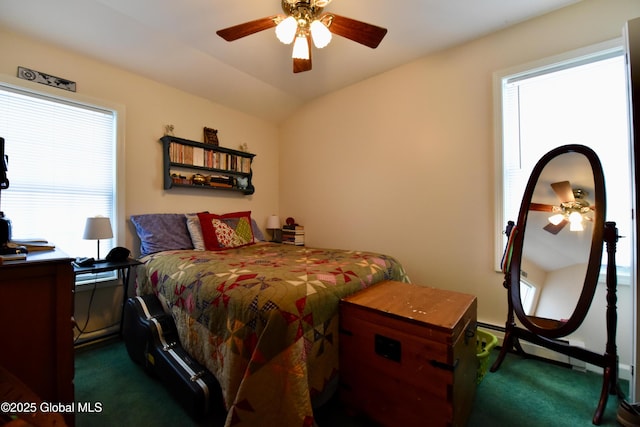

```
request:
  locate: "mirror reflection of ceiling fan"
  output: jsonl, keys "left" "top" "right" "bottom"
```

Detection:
{"left": 216, "top": 0, "right": 388, "bottom": 73}
{"left": 530, "top": 180, "right": 593, "bottom": 235}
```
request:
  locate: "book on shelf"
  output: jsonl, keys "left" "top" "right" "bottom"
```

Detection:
{"left": 209, "top": 182, "right": 233, "bottom": 188}
{"left": 241, "top": 157, "right": 251, "bottom": 173}
{"left": 209, "top": 175, "right": 234, "bottom": 188}
{"left": 169, "top": 142, "right": 252, "bottom": 174}
{"left": 283, "top": 240, "right": 305, "bottom": 245}
{"left": 282, "top": 233, "right": 305, "bottom": 245}
{"left": 282, "top": 224, "right": 304, "bottom": 246}
{"left": 193, "top": 146, "right": 205, "bottom": 167}
{"left": 283, "top": 224, "right": 304, "bottom": 229}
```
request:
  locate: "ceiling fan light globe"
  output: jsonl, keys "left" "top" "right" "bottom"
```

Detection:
{"left": 569, "top": 220, "right": 584, "bottom": 232}
{"left": 276, "top": 16, "right": 297, "bottom": 44}
{"left": 548, "top": 213, "right": 564, "bottom": 226}
{"left": 568, "top": 211, "right": 583, "bottom": 225}
{"left": 310, "top": 19, "right": 332, "bottom": 48}
{"left": 292, "top": 35, "right": 310, "bottom": 59}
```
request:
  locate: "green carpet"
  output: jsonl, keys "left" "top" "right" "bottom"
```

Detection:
{"left": 75, "top": 339, "right": 625, "bottom": 426}
{"left": 74, "top": 340, "right": 225, "bottom": 427}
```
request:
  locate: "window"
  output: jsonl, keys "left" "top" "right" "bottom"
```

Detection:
{"left": 495, "top": 40, "right": 633, "bottom": 283}
{"left": 0, "top": 81, "right": 120, "bottom": 260}
{"left": 520, "top": 279, "right": 537, "bottom": 315}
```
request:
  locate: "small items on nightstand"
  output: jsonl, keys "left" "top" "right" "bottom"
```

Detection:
{"left": 282, "top": 217, "right": 304, "bottom": 246}
{"left": 74, "top": 257, "right": 95, "bottom": 267}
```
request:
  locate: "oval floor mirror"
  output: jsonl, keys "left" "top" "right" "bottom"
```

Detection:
{"left": 491, "top": 144, "right": 621, "bottom": 425}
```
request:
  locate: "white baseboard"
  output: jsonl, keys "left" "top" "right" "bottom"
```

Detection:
{"left": 74, "top": 324, "right": 120, "bottom": 346}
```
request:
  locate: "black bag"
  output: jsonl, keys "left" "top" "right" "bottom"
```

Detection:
{"left": 122, "top": 295, "right": 222, "bottom": 419}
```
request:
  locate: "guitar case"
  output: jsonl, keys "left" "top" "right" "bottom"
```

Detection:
{"left": 122, "top": 295, "right": 222, "bottom": 419}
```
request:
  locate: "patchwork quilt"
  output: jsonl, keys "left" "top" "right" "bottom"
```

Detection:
{"left": 136, "top": 242, "right": 408, "bottom": 427}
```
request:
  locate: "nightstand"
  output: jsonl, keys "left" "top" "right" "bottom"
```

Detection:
{"left": 339, "top": 280, "right": 477, "bottom": 427}
{"left": 73, "top": 258, "right": 142, "bottom": 336}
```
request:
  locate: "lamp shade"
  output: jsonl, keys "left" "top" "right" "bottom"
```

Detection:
{"left": 83, "top": 216, "right": 113, "bottom": 240}
{"left": 266, "top": 215, "right": 280, "bottom": 230}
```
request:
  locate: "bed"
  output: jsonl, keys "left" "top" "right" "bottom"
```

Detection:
{"left": 131, "top": 212, "right": 409, "bottom": 427}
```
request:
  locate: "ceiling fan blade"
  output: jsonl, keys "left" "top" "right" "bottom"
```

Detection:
{"left": 217, "top": 17, "right": 279, "bottom": 41}
{"left": 293, "top": 37, "right": 313, "bottom": 73}
{"left": 293, "top": 57, "right": 312, "bottom": 73}
{"left": 530, "top": 203, "right": 555, "bottom": 212}
{"left": 550, "top": 181, "right": 575, "bottom": 203}
{"left": 327, "top": 14, "right": 388, "bottom": 48}
{"left": 543, "top": 220, "right": 567, "bottom": 235}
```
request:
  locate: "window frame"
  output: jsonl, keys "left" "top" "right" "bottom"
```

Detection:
{"left": 0, "top": 73, "right": 126, "bottom": 281}
{"left": 493, "top": 38, "right": 626, "bottom": 271}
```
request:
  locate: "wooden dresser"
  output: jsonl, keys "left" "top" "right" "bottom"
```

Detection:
{"left": 339, "top": 280, "right": 477, "bottom": 427}
{"left": 0, "top": 250, "right": 75, "bottom": 426}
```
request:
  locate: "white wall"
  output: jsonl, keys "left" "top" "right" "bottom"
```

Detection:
{"left": 536, "top": 264, "right": 585, "bottom": 321}
{"left": 279, "top": 0, "right": 640, "bottom": 368}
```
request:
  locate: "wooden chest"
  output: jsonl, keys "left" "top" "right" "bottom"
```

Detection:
{"left": 339, "top": 280, "right": 477, "bottom": 427}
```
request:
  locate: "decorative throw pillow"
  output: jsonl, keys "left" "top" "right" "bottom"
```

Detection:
{"left": 130, "top": 213, "right": 194, "bottom": 255}
{"left": 212, "top": 219, "right": 248, "bottom": 248}
{"left": 185, "top": 213, "right": 206, "bottom": 250}
{"left": 222, "top": 216, "right": 253, "bottom": 243}
{"left": 197, "top": 211, "right": 255, "bottom": 251}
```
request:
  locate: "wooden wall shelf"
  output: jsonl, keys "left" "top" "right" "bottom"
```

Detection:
{"left": 160, "top": 135, "right": 255, "bottom": 195}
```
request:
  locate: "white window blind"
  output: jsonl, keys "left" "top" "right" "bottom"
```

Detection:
{"left": 0, "top": 85, "right": 115, "bottom": 259}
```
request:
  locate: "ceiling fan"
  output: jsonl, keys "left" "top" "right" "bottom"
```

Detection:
{"left": 216, "top": 0, "right": 388, "bottom": 73}
{"left": 530, "top": 181, "right": 593, "bottom": 235}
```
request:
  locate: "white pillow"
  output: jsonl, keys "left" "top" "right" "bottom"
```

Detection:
{"left": 185, "top": 213, "right": 205, "bottom": 250}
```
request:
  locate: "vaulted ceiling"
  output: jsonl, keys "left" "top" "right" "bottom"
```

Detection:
{"left": 0, "top": 0, "right": 581, "bottom": 122}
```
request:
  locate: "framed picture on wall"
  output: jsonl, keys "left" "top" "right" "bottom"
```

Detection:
{"left": 203, "top": 127, "right": 219, "bottom": 146}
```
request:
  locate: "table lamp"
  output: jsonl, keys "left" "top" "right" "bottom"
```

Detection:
{"left": 83, "top": 216, "right": 113, "bottom": 259}
{"left": 266, "top": 215, "right": 280, "bottom": 243}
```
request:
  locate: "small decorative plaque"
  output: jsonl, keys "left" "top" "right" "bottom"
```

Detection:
{"left": 17, "top": 66, "right": 76, "bottom": 92}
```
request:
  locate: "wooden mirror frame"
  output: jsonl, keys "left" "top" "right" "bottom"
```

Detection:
{"left": 491, "top": 144, "right": 621, "bottom": 425}
{"left": 511, "top": 144, "right": 606, "bottom": 339}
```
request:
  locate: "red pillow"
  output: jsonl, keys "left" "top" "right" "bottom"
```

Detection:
{"left": 197, "top": 211, "right": 255, "bottom": 251}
